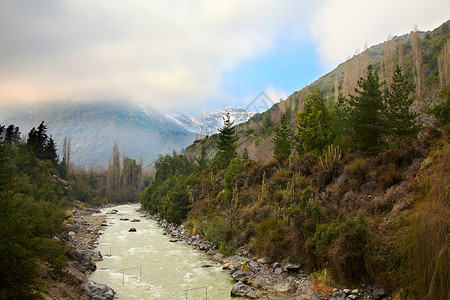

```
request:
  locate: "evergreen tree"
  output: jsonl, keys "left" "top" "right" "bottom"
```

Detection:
{"left": 242, "top": 148, "right": 249, "bottom": 162}
{"left": 4, "top": 124, "right": 21, "bottom": 146}
{"left": 385, "top": 66, "right": 420, "bottom": 139}
{"left": 296, "top": 89, "right": 331, "bottom": 156}
{"left": 196, "top": 146, "right": 209, "bottom": 170}
{"left": 0, "top": 125, "right": 4, "bottom": 143}
{"left": 273, "top": 113, "right": 292, "bottom": 157}
{"left": 44, "top": 135, "right": 58, "bottom": 165}
{"left": 215, "top": 112, "right": 239, "bottom": 169}
{"left": 346, "top": 65, "right": 387, "bottom": 154}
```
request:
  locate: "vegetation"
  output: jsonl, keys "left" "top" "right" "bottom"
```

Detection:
{"left": 143, "top": 22, "right": 450, "bottom": 298}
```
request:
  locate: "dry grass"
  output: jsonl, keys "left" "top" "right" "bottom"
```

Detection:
{"left": 410, "top": 136, "right": 449, "bottom": 299}
{"left": 311, "top": 268, "right": 336, "bottom": 294}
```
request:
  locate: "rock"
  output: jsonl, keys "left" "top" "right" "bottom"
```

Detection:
{"left": 273, "top": 267, "right": 283, "bottom": 275}
{"left": 106, "top": 210, "right": 117, "bottom": 214}
{"left": 119, "top": 218, "right": 129, "bottom": 221}
{"left": 67, "top": 249, "right": 97, "bottom": 274}
{"left": 130, "top": 219, "right": 141, "bottom": 222}
{"left": 348, "top": 295, "right": 357, "bottom": 300}
{"left": 100, "top": 223, "right": 108, "bottom": 227}
{"left": 68, "top": 231, "right": 76, "bottom": 237}
{"left": 222, "top": 263, "right": 232, "bottom": 269}
{"left": 343, "top": 288, "right": 351, "bottom": 294}
{"left": 201, "top": 264, "right": 213, "bottom": 268}
{"left": 282, "top": 260, "right": 302, "bottom": 272}
{"left": 231, "top": 282, "right": 264, "bottom": 299}
{"left": 372, "top": 287, "right": 386, "bottom": 299}
{"left": 128, "top": 228, "right": 137, "bottom": 232}
{"left": 86, "top": 280, "right": 115, "bottom": 300}
{"left": 169, "top": 239, "right": 178, "bottom": 242}
{"left": 352, "top": 289, "right": 359, "bottom": 294}
{"left": 294, "top": 280, "right": 320, "bottom": 300}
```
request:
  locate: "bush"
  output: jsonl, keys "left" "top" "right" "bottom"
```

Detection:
{"left": 204, "top": 216, "right": 229, "bottom": 244}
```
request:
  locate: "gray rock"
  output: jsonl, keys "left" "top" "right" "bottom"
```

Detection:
{"left": 372, "top": 287, "right": 386, "bottom": 299}
{"left": 86, "top": 280, "right": 115, "bottom": 300}
{"left": 231, "top": 282, "right": 264, "bottom": 299}
{"left": 128, "top": 227, "right": 137, "bottom": 232}
{"left": 294, "top": 280, "right": 320, "bottom": 300}
{"left": 130, "top": 219, "right": 141, "bottom": 222}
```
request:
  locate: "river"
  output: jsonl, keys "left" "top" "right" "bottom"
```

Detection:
{"left": 89, "top": 204, "right": 236, "bottom": 299}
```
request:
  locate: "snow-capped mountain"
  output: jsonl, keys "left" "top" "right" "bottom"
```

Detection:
{"left": 0, "top": 101, "right": 195, "bottom": 166}
{"left": 169, "top": 106, "right": 255, "bottom": 135}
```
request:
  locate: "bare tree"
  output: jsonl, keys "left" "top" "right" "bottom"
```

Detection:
{"left": 397, "top": 40, "right": 405, "bottom": 70}
{"left": 412, "top": 25, "right": 425, "bottom": 98}
{"left": 438, "top": 39, "right": 450, "bottom": 88}
{"left": 384, "top": 34, "right": 395, "bottom": 86}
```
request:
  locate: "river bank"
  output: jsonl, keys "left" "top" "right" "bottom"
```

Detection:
{"left": 142, "top": 211, "right": 392, "bottom": 300}
{"left": 39, "top": 207, "right": 115, "bottom": 300}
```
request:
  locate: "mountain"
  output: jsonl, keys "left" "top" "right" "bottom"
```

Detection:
{"left": 169, "top": 106, "right": 255, "bottom": 136}
{"left": 186, "top": 20, "right": 450, "bottom": 161}
{"left": 0, "top": 101, "right": 195, "bottom": 166}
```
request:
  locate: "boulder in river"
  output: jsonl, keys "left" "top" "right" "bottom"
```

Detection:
{"left": 128, "top": 228, "right": 137, "bottom": 232}
{"left": 106, "top": 210, "right": 118, "bottom": 215}
{"left": 130, "top": 219, "right": 141, "bottom": 222}
{"left": 119, "top": 218, "right": 129, "bottom": 221}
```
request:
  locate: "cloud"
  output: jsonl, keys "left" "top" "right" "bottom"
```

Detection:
{"left": 311, "top": 0, "right": 450, "bottom": 69}
{"left": 0, "top": 0, "right": 320, "bottom": 111}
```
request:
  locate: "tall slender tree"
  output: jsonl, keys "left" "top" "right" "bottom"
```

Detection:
{"left": 215, "top": 112, "right": 239, "bottom": 169}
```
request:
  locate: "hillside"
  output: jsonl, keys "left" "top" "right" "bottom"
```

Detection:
{"left": 0, "top": 101, "right": 196, "bottom": 166}
{"left": 186, "top": 20, "right": 450, "bottom": 161}
{"left": 141, "top": 20, "right": 450, "bottom": 299}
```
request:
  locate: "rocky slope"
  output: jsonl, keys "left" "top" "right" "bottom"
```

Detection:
{"left": 38, "top": 209, "right": 115, "bottom": 300}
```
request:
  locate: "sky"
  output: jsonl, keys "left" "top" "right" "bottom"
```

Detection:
{"left": 0, "top": 0, "right": 449, "bottom": 113}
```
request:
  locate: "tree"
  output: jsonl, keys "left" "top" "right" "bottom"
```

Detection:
{"left": 242, "top": 148, "right": 249, "bottom": 162}
{"left": 385, "top": 66, "right": 420, "bottom": 138}
{"left": 4, "top": 124, "right": 21, "bottom": 146}
{"left": 345, "top": 65, "right": 387, "bottom": 154}
{"left": 296, "top": 89, "right": 331, "bottom": 156}
{"left": 196, "top": 146, "right": 209, "bottom": 170}
{"left": 106, "top": 143, "right": 121, "bottom": 202}
{"left": 215, "top": 112, "right": 239, "bottom": 169}
{"left": 44, "top": 135, "right": 58, "bottom": 165}
{"left": 273, "top": 113, "right": 292, "bottom": 157}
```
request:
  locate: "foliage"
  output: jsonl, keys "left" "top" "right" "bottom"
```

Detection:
{"left": 344, "top": 65, "right": 387, "bottom": 154}
{"left": 214, "top": 112, "right": 239, "bottom": 169}
{"left": 272, "top": 113, "right": 292, "bottom": 157}
{"left": 319, "top": 144, "right": 342, "bottom": 177}
{"left": 296, "top": 89, "right": 331, "bottom": 156}
{"left": 429, "top": 86, "right": 450, "bottom": 126}
{"left": 385, "top": 66, "right": 420, "bottom": 139}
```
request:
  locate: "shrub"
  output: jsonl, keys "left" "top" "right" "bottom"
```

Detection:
{"left": 204, "top": 216, "right": 229, "bottom": 244}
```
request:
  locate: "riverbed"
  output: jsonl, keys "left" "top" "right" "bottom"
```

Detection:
{"left": 89, "top": 204, "right": 236, "bottom": 299}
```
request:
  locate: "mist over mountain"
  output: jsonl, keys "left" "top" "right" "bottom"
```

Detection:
{"left": 0, "top": 101, "right": 196, "bottom": 166}
{"left": 169, "top": 106, "right": 255, "bottom": 136}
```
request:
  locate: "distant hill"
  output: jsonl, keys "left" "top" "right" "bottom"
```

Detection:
{"left": 169, "top": 106, "right": 255, "bottom": 136}
{"left": 0, "top": 101, "right": 195, "bottom": 166}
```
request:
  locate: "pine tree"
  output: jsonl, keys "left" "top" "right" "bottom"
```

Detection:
{"left": 44, "top": 135, "right": 58, "bottom": 165}
{"left": 346, "top": 65, "right": 386, "bottom": 154}
{"left": 4, "top": 125, "right": 21, "bottom": 146}
{"left": 242, "top": 148, "right": 249, "bottom": 162}
{"left": 296, "top": 89, "right": 330, "bottom": 156}
{"left": 196, "top": 146, "right": 209, "bottom": 170}
{"left": 215, "top": 112, "right": 238, "bottom": 169}
{"left": 273, "top": 113, "right": 292, "bottom": 157}
{"left": 385, "top": 66, "right": 420, "bottom": 139}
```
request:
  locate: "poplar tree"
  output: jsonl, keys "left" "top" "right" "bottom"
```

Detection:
{"left": 215, "top": 113, "right": 238, "bottom": 169}
{"left": 273, "top": 113, "right": 292, "bottom": 157}
{"left": 346, "top": 65, "right": 386, "bottom": 154}
{"left": 385, "top": 66, "right": 420, "bottom": 138}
